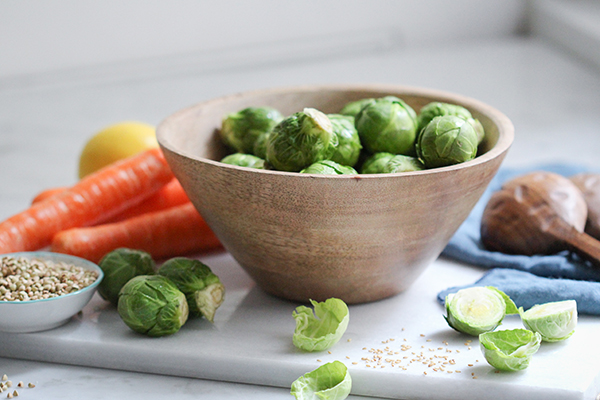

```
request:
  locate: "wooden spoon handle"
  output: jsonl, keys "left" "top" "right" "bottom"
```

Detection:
{"left": 548, "top": 217, "right": 600, "bottom": 267}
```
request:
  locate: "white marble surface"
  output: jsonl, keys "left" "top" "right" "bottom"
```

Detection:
{"left": 1, "top": 36, "right": 600, "bottom": 399}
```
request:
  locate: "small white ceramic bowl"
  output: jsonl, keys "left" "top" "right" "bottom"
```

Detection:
{"left": 0, "top": 251, "right": 103, "bottom": 333}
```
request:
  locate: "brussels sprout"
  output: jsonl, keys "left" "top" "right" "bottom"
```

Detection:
{"left": 360, "top": 152, "right": 395, "bottom": 174}
{"left": 328, "top": 114, "right": 362, "bottom": 167}
{"left": 415, "top": 115, "right": 479, "bottom": 168}
{"left": 417, "top": 102, "right": 485, "bottom": 144}
{"left": 445, "top": 286, "right": 517, "bottom": 336}
{"left": 158, "top": 257, "right": 225, "bottom": 322}
{"left": 383, "top": 155, "right": 424, "bottom": 173}
{"left": 267, "top": 108, "right": 338, "bottom": 172}
{"left": 291, "top": 361, "right": 352, "bottom": 400}
{"left": 355, "top": 97, "right": 418, "bottom": 156}
{"left": 118, "top": 275, "right": 189, "bottom": 337}
{"left": 293, "top": 298, "right": 349, "bottom": 352}
{"left": 339, "top": 98, "right": 375, "bottom": 117}
{"left": 97, "top": 248, "right": 155, "bottom": 306}
{"left": 519, "top": 300, "right": 577, "bottom": 342}
{"left": 220, "top": 153, "right": 265, "bottom": 169}
{"left": 252, "top": 131, "right": 270, "bottom": 159}
{"left": 479, "top": 329, "right": 542, "bottom": 371}
{"left": 300, "top": 160, "right": 357, "bottom": 175}
{"left": 220, "top": 106, "right": 283, "bottom": 154}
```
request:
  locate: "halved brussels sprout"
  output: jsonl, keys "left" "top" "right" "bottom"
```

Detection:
{"left": 220, "top": 153, "right": 265, "bottom": 169}
{"left": 118, "top": 275, "right": 189, "bottom": 337}
{"left": 416, "top": 115, "right": 478, "bottom": 168}
{"left": 98, "top": 248, "right": 155, "bottom": 306}
{"left": 519, "top": 300, "right": 577, "bottom": 342}
{"left": 293, "top": 298, "right": 349, "bottom": 352}
{"left": 158, "top": 257, "right": 225, "bottom": 322}
{"left": 267, "top": 108, "right": 338, "bottom": 172}
{"left": 445, "top": 286, "right": 517, "bottom": 336}
{"left": 479, "top": 329, "right": 542, "bottom": 371}
{"left": 220, "top": 106, "right": 283, "bottom": 154}
{"left": 328, "top": 114, "right": 362, "bottom": 167}
{"left": 417, "top": 101, "right": 485, "bottom": 144}
{"left": 291, "top": 361, "right": 352, "bottom": 400}
{"left": 355, "top": 97, "right": 418, "bottom": 156}
{"left": 300, "top": 160, "right": 357, "bottom": 175}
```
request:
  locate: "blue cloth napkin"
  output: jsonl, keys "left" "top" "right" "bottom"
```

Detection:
{"left": 438, "top": 163, "right": 600, "bottom": 315}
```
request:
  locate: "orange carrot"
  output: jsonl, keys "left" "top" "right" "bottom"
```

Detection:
{"left": 0, "top": 148, "right": 173, "bottom": 253}
{"left": 51, "top": 203, "right": 222, "bottom": 263}
{"left": 31, "top": 187, "right": 68, "bottom": 204}
{"left": 32, "top": 179, "right": 191, "bottom": 223}
{"left": 104, "top": 179, "right": 190, "bottom": 223}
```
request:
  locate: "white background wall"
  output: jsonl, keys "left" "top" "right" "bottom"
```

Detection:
{"left": 0, "top": 0, "right": 526, "bottom": 79}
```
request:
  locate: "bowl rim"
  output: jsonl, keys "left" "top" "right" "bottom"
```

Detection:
{"left": 157, "top": 83, "right": 514, "bottom": 178}
{"left": 0, "top": 251, "right": 104, "bottom": 306}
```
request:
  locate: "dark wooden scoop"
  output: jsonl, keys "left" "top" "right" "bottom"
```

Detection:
{"left": 481, "top": 171, "right": 600, "bottom": 267}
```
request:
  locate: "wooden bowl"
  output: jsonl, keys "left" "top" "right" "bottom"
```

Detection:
{"left": 157, "top": 84, "right": 514, "bottom": 304}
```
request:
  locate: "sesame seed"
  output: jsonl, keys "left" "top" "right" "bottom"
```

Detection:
{"left": 27, "top": 384, "right": 34, "bottom": 389}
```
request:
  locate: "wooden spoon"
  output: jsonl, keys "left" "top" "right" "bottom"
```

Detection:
{"left": 570, "top": 173, "right": 600, "bottom": 240}
{"left": 481, "top": 171, "right": 600, "bottom": 267}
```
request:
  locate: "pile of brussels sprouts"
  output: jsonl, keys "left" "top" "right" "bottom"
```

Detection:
{"left": 98, "top": 248, "right": 225, "bottom": 337}
{"left": 218, "top": 96, "right": 485, "bottom": 175}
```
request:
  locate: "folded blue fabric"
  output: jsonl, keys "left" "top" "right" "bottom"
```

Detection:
{"left": 438, "top": 163, "right": 600, "bottom": 315}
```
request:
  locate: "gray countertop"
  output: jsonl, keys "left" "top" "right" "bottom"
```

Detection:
{"left": 1, "top": 36, "right": 600, "bottom": 399}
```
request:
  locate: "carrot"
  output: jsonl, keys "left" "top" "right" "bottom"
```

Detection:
{"left": 51, "top": 203, "right": 222, "bottom": 263}
{"left": 104, "top": 179, "right": 190, "bottom": 223}
{"left": 31, "top": 179, "right": 191, "bottom": 223}
{"left": 31, "top": 187, "right": 68, "bottom": 204}
{"left": 0, "top": 148, "right": 173, "bottom": 253}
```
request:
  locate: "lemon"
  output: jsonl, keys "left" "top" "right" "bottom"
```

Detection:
{"left": 78, "top": 121, "right": 158, "bottom": 179}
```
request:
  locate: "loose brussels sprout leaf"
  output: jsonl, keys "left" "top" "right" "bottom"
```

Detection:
{"left": 291, "top": 361, "right": 352, "bottom": 400}
{"left": 416, "top": 115, "right": 478, "bottom": 168}
{"left": 519, "top": 300, "right": 578, "bottom": 342}
{"left": 118, "top": 275, "right": 189, "bottom": 337}
{"left": 355, "top": 97, "right": 418, "bottom": 156}
{"left": 479, "top": 329, "right": 542, "bottom": 371}
{"left": 267, "top": 108, "right": 338, "bottom": 172}
{"left": 220, "top": 153, "right": 265, "bottom": 169}
{"left": 220, "top": 106, "right": 283, "bottom": 154}
{"left": 339, "top": 98, "right": 375, "bottom": 117}
{"left": 293, "top": 298, "right": 349, "bottom": 352}
{"left": 158, "top": 257, "right": 225, "bottom": 322}
{"left": 360, "top": 152, "right": 395, "bottom": 174}
{"left": 445, "top": 286, "right": 513, "bottom": 336}
{"left": 328, "top": 114, "right": 362, "bottom": 167}
{"left": 300, "top": 160, "right": 357, "bottom": 175}
{"left": 98, "top": 248, "right": 155, "bottom": 306}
